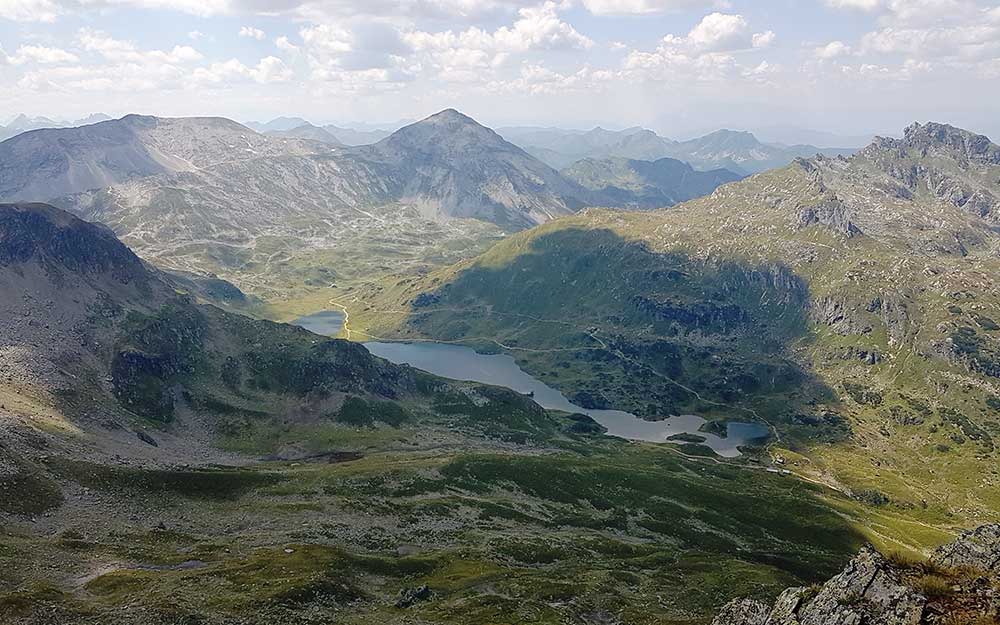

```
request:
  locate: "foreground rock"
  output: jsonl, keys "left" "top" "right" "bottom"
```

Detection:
{"left": 712, "top": 525, "right": 1000, "bottom": 624}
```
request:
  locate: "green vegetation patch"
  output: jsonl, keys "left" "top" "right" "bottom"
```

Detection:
{"left": 0, "top": 461, "right": 63, "bottom": 515}
{"left": 334, "top": 396, "right": 411, "bottom": 427}
{"left": 47, "top": 459, "right": 283, "bottom": 500}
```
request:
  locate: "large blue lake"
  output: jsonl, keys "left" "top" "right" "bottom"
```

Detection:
{"left": 293, "top": 311, "right": 769, "bottom": 457}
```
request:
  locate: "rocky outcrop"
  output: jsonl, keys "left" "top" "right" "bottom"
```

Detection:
{"left": 797, "top": 197, "right": 862, "bottom": 237}
{"left": 900, "top": 123, "right": 1000, "bottom": 165}
{"left": 712, "top": 525, "right": 1000, "bottom": 625}
{"left": 860, "top": 123, "right": 1000, "bottom": 221}
{"left": 932, "top": 525, "right": 1000, "bottom": 573}
{"left": 631, "top": 295, "right": 749, "bottom": 330}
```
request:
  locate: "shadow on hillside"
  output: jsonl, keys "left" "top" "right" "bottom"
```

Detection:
{"left": 407, "top": 226, "right": 846, "bottom": 446}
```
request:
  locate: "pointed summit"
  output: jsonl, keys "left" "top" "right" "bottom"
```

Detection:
{"left": 354, "top": 108, "right": 593, "bottom": 227}
{"left": 379, "top": 108, "right": 501, "bottom": 152}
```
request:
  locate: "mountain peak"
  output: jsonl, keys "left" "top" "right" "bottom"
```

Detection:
{"left": 378, "top": 108, "right": 501, "bottom": 151}
{"left": 900, "top": 121, "right": 1000, "bottom": 163}
{"left": 420, "top": 108, "right": 483, "bottom": 128}
{"left": 429, "top": 108, "right": 470, "bottom": 119}
{"left": 0, "top": 203, "right": 148, "bottom": 281}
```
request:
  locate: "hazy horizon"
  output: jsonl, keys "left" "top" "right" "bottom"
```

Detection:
{"left": 0, "top": 106, "right": 953, "bottom": 149}
{"left": 2, "top": 0, "right": 999, "bottom": 140}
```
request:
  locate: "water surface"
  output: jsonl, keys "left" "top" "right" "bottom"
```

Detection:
{"left": 293, "top": 311, "right": 345, "bottom": 336}
{"left": 364, "top": 341, "right": 769, "bottom": 457}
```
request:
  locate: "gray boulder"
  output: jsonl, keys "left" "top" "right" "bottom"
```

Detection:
{"left": 931, "top": 524, "right": 1000, "bottom": 573}
{"left": 712, "top": 547, "right": 924, "bottom": 625}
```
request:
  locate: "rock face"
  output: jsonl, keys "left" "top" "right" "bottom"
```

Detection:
{"left": 712, "top": 525, "right": 1000, "bottom": 625}
{"left": 858, "top": 122, "right": 1000, "bottom": 223}
{"left": 797, "top": 197, "right": 861, "bottom": 237}
{"left": 932, "top": 525, "right": 1000, "bottom": 573}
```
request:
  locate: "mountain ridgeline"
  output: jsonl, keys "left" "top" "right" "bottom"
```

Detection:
{"left": 501, "top": 125, "right": 857, "bottom": 175}
{"left": 0, "top": 109, "right": 748, "bottom": 299}
{"left": 353, "top": 122, "right": 1000, "bottom": 528}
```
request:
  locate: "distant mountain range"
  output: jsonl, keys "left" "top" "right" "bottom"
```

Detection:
{"left": 562, "top": 156, "right": 742, "bottom": 208}
{"left": 499, "top": 126, "right": 676, "bottom": 169}
{"left": 0, "top": 109, "right": 745, "bottom": 297}
{"left": 262, "top": 122, "right": 345, "bottom": 145}
{"left": 246, "top": 117, "right": 394, "bottom": 146}
{"left": 0, "top": 113, "right": 112, "bottom": 141}
{"left": 748, "top": 125, "right": 877, "bottom": 149}
{"left": 500, "top": 125, "right": 857, "bottom": 175}
{"left": 0, "top": 109, "right": 741, "bottom": 240}
{"left": 0, "top": 109, "right": 594, "bottom": 227}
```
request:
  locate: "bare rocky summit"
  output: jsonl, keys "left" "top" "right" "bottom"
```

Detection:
{"left": 712, "top": 525, "right": 1000, "bottom": 625}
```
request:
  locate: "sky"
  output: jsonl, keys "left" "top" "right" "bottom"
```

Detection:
{"left": 1, "top": 0, "right": 999, "bottom": 140}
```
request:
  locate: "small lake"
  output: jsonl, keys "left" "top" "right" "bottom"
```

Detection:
{"left": 293, "top": 311, "right": 345, "bottom": 336}
{"left": 290, "top": 312, "right": 769, "bottom": 457}
{"left": 365, "top": 342, "right": 769, "bottom": 457}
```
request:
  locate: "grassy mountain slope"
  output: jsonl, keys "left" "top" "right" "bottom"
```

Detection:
{"left": 0, "top": 203, "right": 883, "bottom": 624}
{"left": 350, "top": 122, "right": 1000, "bottom": 531}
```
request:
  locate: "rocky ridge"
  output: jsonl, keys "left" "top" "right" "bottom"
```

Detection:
{"left": 712, "top": 525, "right": 1000, "bottom": 625}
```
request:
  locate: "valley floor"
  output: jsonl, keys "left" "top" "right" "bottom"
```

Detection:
{"left": 2, "top": 396, "right": 891, "bottom": 625}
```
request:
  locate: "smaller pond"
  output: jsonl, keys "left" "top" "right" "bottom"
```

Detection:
{"left": 292, "top": 311, "right": 345, "bottom": 336}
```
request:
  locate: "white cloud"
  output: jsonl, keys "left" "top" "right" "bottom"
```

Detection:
{"left": 404, "top": 2, "right": 593, "bottom": 56}
{"left": 9, "top": 45, "right": 79, "bottom": 64}
{"left": 487, "top": 62, "right": 613, "bottom": 95}
{"left": 752, "top": 30, "right": 775, "bottom": 49}
{"left": 239, "top": 26, "right": 266, "bottom": 40}
{"left": 192, "top": 55, "right": 292, "bottom": 84}
{"left": 0, "top": 0, "right": 230, "bottom": 21}
{"left": 859, "top": 6, "right": 1000, "bottom": 61}
{"left": 824, "top": 0, "right": 881, "bottom": 10}
{"left": 620, "top": 11, "right": 775, "bottom": 84}
{"left": 78, "top": 29, "right": 204, "bottom": 63}
{"left": 685, "top": 12, "right": 749, "bottom": 51}
{"left": 580, "top": 0, "right": 730, "bottom": 16}
{"left": 275, "top": 36, "right": 300, "bottom": 53}
{"left": 252, "top": 56, "right": 292, "bottom": 82}
{"left": 656, "top": 12, "right": 773, "bottom": 53}
{"left": 816, "top": 40, "right": 852, "bottom": 59}
{"left": 300, "top": 23, "right": 352, "bottom": 55}
{"left": 188, "top": 30, "right": 206, "bottom": 40}
{"left": 0, "top": 0, "right": 62, "bottom": 21}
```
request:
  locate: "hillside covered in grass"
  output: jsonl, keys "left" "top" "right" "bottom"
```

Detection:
{"left": 0, "top": 203, "right": 888, "bottom": 624}
{"left": 350, "top": 122, "right": 1000, "bottom": 531}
